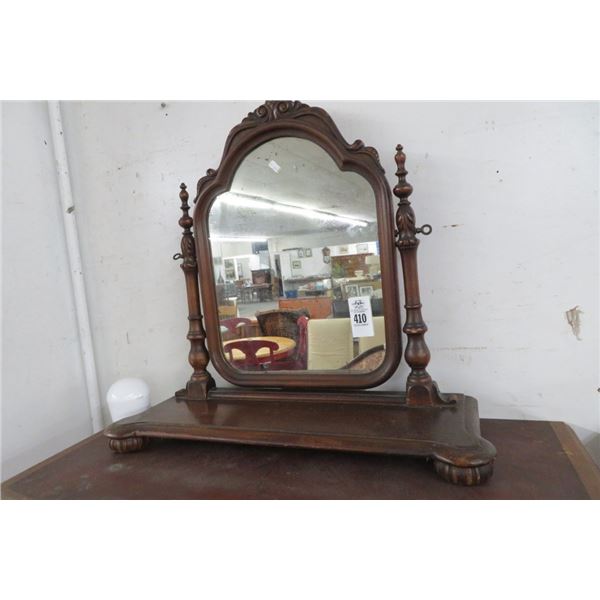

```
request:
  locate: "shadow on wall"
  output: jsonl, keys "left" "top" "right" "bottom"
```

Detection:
{"left": 584, "top": 433, "right": 600, "bottom": 467}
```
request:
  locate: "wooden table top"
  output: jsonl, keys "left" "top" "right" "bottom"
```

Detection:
{"left": 224, "top": 336, "right": 296, "bottom": 361}
{"left": 2, "top": 419, "right": 599, "bottom": 499}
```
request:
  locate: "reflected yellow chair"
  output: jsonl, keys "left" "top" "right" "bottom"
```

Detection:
{"left": 307, "top": 318, "right": 354, "bottom": 370}
{"left": 358, "top": 316, "right": 386, "bottom": 355}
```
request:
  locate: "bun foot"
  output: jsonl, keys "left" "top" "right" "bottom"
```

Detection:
{"left": 433, "top": 459, "right": 494, "bottom": 486}
{"left": 108, "top": 437, "right": 149, "bottom": 453}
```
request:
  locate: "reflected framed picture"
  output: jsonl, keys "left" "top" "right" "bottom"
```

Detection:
{"left": 305, "top": 248, "right": 312, "bottom": 257}
{"left": 292, "top": 260, "right": 302, "bottom": 270}
{"left": 345, "top": 283, "right": 359, "bottom": 298}
{"left": 297, "top": 249, "right": 304, "bottom": 258}
{"left": 359, "top": 285, "right": 374, "bottom": 297}
{"left": 224, "top": 258, "right": 236, "bottom": 279}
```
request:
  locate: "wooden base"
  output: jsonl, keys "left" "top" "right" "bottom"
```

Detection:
{"left": 104, "top": 389, "right": 495, "bottom": 485}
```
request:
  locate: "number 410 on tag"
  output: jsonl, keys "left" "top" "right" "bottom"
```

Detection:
{"left": 348, "top": 296, "right": 375, "bottom": 337}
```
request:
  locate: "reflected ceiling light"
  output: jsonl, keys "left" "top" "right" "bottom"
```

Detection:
{"left": 211, "top": 235, "right": 268, "bottom": 243}
{"left": 218, "top": 192, "right": 368, "bottom": 228}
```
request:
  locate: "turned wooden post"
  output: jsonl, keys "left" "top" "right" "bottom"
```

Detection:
{"left": 394, "top": 145, "right": 448, "bottom": 406}
{"left": 174, "top": 183, "right": 215, "bottom": 402}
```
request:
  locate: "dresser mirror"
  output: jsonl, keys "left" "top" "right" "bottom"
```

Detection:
{"left": 105, "top": 101, "right": 496, "bottom": 486}
{"left": 208, "top": 136, "right": 389, "bottom": 376}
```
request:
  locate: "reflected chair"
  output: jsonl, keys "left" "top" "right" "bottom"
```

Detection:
{"left": 344, "top": 345, "right": 386, "bottom": 371}
{"left": 306, "top": 318, "right": 354, "bottom": 370}
{"left": 220, "top": 317, "right": 252, "bottom": 335}
{"left": 295, "top": 315, "right": 309, "bottom": 369}
{"left": 357, "top": 315, "right": 386, "bottom": 355}
{"left": 265, "top": 314, "right": 309, "bottom": 371}
{"left": 223, "top": 339, "right": 279, "bottom": 370}
{"left": 255, "top": 309, "right": 309, "bottom": 344}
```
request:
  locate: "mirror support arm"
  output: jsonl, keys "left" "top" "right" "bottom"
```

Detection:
{"left": 174, "top": 183, "right": 215, "bottom": 402}
{"left": 394, "top": 145, "right": 449, "bottom": 406}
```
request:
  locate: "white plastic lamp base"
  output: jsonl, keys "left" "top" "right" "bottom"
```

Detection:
{"left": 106, "top": 378, "right": 151, "bottom": 422}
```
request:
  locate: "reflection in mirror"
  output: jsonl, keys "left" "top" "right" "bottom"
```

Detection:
{"left": 208, "top": 137, "right": 385, "bottom": 373}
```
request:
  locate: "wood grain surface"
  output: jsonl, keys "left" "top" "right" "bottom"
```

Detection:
{"left": 3, "top": 419, "right": 599, "bottom": 499}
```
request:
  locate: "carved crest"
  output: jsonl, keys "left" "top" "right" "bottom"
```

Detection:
{"left": 242, "top": 100, "right": 309, "bottom": 124}
{"left": 195, "top": 100, "right": 386, "bottom": 202}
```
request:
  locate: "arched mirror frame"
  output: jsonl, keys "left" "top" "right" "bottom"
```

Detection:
{"left": 193, "top": 102, "right": 402, "bottom": 389}
{"left": 104, "top": 101, "right": 497, "bottom": 487}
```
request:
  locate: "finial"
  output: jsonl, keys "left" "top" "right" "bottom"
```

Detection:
{"left": 393, "top": 144, "right": 413, "bottom": 203}
{"left": 178, "top": 182, "right": 192, "bottom": 230}
{"left": 179, "top": 182, "right": 189, "bottom": 205}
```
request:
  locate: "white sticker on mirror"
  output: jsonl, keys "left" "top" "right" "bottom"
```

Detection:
{"left": 348, "top": 296, "right": 375, "bottom": 337}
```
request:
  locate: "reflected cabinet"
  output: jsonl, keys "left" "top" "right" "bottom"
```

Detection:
{"left": 105, "top": 101, "right": 496, "bottom": 485}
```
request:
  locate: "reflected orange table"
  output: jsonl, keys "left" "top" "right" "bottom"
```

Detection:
{"left": 223, "top": 336, "right": 296, "bottom": 364}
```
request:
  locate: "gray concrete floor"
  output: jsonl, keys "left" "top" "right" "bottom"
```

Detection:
{"left": 237, "top": 300, "right": 279, "bottom": 318}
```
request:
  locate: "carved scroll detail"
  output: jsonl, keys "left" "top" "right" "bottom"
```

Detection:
{"left": 394, "top": 145, "right": 418, "bottom": 249}
{"left": 349, "top": 139, "right": 381, "bottom": 165}
{"left": 194, "top": 168, "right": 217, "bottom": 204}
{"left": 211, "top": 101, "right": 386, "bottom": 180}
{"left": 243, "top": 100, "right": 309, "bottom": 124}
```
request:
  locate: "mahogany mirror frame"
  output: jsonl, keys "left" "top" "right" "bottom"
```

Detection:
{"left": 104, "top": 101, "right": 497, "bottom": 486}
{"left": 193, "top": 101, "right": 401, "bottom": 389}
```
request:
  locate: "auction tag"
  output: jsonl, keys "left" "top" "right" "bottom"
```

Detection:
{"left": 348, "top": 296, "right": 375, "bottom": 337}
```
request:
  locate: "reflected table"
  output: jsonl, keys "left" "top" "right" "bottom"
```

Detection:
{"left": 223, "top": 336, "right": 296, "bottom": 364}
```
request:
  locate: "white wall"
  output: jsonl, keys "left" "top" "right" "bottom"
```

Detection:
{"left": 2, "top": 102, "right": 93, "bottom": 479}
{"left": 2, "top": 101, "right": 598, "bottom": 478}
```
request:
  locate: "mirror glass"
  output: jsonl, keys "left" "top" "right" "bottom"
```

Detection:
{"left": 208, "top": 137, "right": 386, "bottom": 373}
